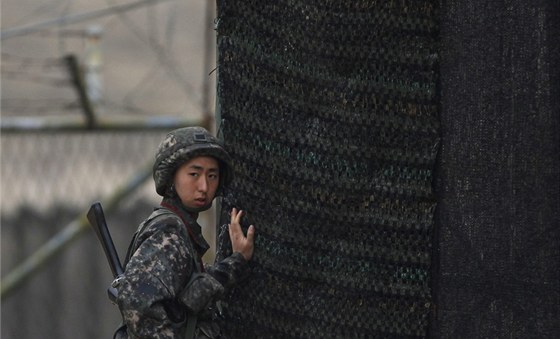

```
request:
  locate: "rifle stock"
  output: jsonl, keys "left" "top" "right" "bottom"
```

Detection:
{"left": 87, "top": 202, "right": 123, "bottom": 303}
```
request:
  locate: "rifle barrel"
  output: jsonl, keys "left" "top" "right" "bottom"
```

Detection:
{"left": 87, "top": 202, "right": 124, "bottom": 278}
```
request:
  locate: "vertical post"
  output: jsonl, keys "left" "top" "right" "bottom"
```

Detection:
{"left": 84, "top": 25, "right": 104, "bottom": 110}
{"left": 202, "top": 0, "right": 217, "bottom": 263}
{"left": 202, "top": 0, "right": 215, "bottom": 131}
{"left": 65, "top": 54, "right": 96, "bottom": 129}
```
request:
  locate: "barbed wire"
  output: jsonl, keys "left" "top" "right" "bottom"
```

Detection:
{"left": 103, "top": 0, "right": 199, "bottom": 107}
{"left": 5, "top": 0, "right": 72, "bottom": 28}
{"left": 1, "top": 0, "right": 213, "bottom": 119}
{"left": 1, "top": 0, "right": 214, "bottom": 158}
{"left": 1, "top": 99, "right": 76, "bottom": 115}
{"left": 1, "top": 52, "right": 74, "bottom": 115}
{"left": 1, "top": 69, "right": 70, "bottom": 87}
{"left": 1, "top": 0, "right": 176, "bottom": 40}
{"left": 1, "top": 52, "right": 66, "bottom": 69}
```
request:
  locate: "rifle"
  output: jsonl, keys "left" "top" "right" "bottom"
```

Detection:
{"left": 87, "top": 201, "right": 123, "bottom": 303}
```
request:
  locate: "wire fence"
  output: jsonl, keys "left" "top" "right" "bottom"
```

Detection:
{"left": 1, "top": 131, "right": 162, "bottom": 213}
{"left": 1, "top": 0, "right": 216, "bottom": 119}
{"left": 0, "top": 131, "right": 160, "bottom": 338}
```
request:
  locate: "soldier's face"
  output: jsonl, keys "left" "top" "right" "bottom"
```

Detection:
{"left": 173, "top": 156, "right": 220, "bottom": 209}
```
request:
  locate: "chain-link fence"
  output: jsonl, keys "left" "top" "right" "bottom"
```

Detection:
{"left": 1, "top": 131, "right": 161, "bottom": 213}
{"left": 1, "top": 130, "right": 162, "bottom": 338}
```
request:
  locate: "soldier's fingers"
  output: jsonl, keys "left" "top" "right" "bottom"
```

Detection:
{"left": 230, "top": 207, "right": 238, "bottom": 223}
{"left": 234, "top": 209, "right": 244, "bottom": 225}
{"left": 246, "top": 225, "right": 255, "bottom": 243}
{"left": 229, "top": 210, "right": 242, "bottom": 239}
{"left": 229, "top": 208, "right": 237, "bottom": 230}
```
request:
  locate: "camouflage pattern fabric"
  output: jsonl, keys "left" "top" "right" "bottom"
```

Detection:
{"left": 116, "top": 198, "right": 248, "bottom": 339}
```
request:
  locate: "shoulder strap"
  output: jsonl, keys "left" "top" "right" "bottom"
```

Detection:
{"left": 123, "top": 206, "right": 203, "bottom": 273}
{"left": 123, "top": 208, "right": 178, "bottom": 269}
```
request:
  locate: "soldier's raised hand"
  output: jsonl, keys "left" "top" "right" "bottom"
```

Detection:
{"left": 229, "top": 208, "right": 255, "bottom": 261}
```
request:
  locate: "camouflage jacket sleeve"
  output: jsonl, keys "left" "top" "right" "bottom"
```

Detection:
{"left": 179, "top": 249, "right": 249, "bottom": 314}
{"left": 205, "top": 252, "right": 248, "bottom": 291}
{"left": 116, "top": 214, "right": 193, "bottom": 339}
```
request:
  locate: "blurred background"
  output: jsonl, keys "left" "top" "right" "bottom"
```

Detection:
{"left": 1, "top": 1, "right": 219, "bottom": 338}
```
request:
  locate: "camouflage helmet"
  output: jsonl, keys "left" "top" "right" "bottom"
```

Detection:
{"left": 153, "top": 126, "right": 233, "bottom": 197}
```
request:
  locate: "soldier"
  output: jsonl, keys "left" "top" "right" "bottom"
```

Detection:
{"left": 115, "top": 126, "right": 255, "bottom": 339}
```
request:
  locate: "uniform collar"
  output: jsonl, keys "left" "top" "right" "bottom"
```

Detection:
{"left": 160, "top": 197, "right": 210, "bottom": 257}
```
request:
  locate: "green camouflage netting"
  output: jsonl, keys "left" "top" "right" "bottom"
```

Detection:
{"left": 215, "top": 1, "right": 439, "bottom": 337}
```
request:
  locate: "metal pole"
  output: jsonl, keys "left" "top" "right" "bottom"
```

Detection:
{"left": 0, "top": 115, "right": 204, "bottom": 132}
{"left": 84, "top": 25, "right": 104, "bottom": 110}
{"left": 202, "top": 0, "right": 215, "bottom": 130}
{"left": 65, "top": 54, "right": 96, "bottom": 128}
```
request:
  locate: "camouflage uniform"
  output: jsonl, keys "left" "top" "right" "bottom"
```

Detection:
{"left": 115, "top": 127, "right": 248, "bottom": 339}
